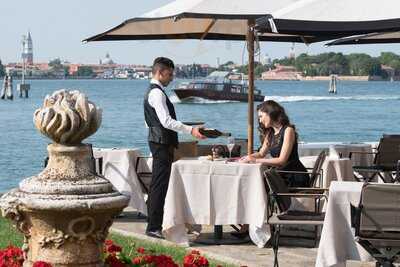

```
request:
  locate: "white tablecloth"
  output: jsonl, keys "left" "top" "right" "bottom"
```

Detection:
{"left": 300, "top": 156, "right": 354, "bottom": 188}
{"left": 162, "top": 158, "right": 270, "bottom": 247}
{"left": 316, "top": 181, "right": 373, "bottom": 267}
{"left": 93, "top": 148, "right": 147, "bottom": 215}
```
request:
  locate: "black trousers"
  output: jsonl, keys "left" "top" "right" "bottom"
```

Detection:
{"left": 146, "top": 142, "right": 175, "bottom": 232}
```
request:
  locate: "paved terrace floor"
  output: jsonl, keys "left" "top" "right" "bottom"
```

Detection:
{"left": 111, "top": 209, "right": 375, "bottom": 267}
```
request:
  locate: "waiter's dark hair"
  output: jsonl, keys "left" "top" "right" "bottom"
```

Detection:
{"left": 152, "top": 57, "right": 175, "bottom": 74}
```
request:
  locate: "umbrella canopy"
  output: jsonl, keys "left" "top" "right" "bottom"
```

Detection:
{"left": 84, "top": 0, "right": 329, "bottom": 43}
{"left": 85, "top": 0, "right": 334, "bottom": 154}
{"left": 326, "top": 31, "right": 400, "bottom": 45}
{"left": 255, "top": 0, "right": 400, "bottom": 38}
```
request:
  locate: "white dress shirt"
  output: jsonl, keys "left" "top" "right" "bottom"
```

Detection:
{"left": 147, "top": 79, "right": 192, "bottom": 135}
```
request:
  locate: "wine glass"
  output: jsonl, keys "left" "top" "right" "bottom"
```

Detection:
{"left": 226, "top": 137, "right": 235, "bottom": 159}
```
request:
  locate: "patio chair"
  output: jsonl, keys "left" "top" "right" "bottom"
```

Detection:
{"left": 135, "top": 156, "right": 152, "bottom": 194}
{"left": 279, "top": 150, "right": 327, "bottom": 188}
{"left": 350, "top": 135, "right": 400, "bottom": 183}
{"left": 351, "top": 183, "right": 400, "bottom": 267}
{"left": 264, "top": 168, "right": 327, "bottom": 267}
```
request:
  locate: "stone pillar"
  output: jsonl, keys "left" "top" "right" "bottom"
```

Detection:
{"left": 0, "top": 90, "right": 130, "bottom": 267}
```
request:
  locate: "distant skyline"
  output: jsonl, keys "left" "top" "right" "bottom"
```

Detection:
{"left": 1, "top": 0, "right": 400, "bottom": 66}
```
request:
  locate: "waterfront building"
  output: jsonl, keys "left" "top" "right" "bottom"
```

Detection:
{"left": 261, "top": 64, "right": 303, "bottom": 80}
{"left": 100, "top": 53, "right": 115, "bottom": 65}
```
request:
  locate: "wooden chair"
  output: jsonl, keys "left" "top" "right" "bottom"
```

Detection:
{"left": 350, "top": 135, "right": 400, "bottom": 183}
{"left": 264, "top": 168, "right": 327, "bottom": 267}
{"left": 351, "top": 183, "right": 400, "bottom": 267}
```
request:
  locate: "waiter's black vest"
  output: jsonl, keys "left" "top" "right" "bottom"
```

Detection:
{"left": 144, "top": 83, "right": 179, "bottom": 147}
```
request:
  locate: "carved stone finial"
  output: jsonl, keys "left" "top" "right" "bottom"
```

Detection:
{"left": 33, "top": 89, "right": 102, "bottom": 145}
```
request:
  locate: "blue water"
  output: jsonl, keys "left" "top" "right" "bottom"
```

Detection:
{"left": 0, "top": 79, "right": 399, "bottom": 191}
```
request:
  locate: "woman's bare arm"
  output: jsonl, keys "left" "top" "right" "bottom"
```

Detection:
{"left": 255, "top": 127, "right": 295, "bottom": 166}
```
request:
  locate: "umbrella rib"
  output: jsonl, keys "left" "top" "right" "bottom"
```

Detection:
{"left": 200, "top": 19, "right": 217, "bottom": 40}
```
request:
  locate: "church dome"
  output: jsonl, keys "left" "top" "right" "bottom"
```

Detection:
{"left": 101, "top": 53, "right": 114, "bottom": 65}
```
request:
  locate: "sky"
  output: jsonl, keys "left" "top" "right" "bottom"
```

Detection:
{"left": 1, "top": 0, "right": 400, "bottom": 66}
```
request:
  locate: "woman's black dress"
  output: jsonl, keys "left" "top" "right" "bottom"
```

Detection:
{"left": 268, "top": 126, "right": 310, "bottom": 187}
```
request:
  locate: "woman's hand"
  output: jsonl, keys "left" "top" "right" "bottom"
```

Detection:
{"left": 239, "top": 155, "right": 257, "bottom": 163}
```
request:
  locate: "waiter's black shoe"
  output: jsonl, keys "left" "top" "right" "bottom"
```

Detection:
{"left": 145, "top": 230, "right": 164, "bottom": 239}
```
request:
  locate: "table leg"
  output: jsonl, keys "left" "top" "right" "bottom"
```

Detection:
{"left": 214, "top": 225, "right": 223, "bottom": 241}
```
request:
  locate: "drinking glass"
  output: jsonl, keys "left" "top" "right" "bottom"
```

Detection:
{"left": 227, "top": 137, "right": 235, "bottom": 158}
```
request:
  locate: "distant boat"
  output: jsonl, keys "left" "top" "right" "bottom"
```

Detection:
{"left": 329, "top": 75, "right": 337, "bottom": 94}
{"left": 173, "top": 71, "right": 265, "bottom": 102}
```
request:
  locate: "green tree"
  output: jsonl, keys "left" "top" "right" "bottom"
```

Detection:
{"left": 254, "top": 63, "right": 268, "bottom": 77}
{"left": 0, "top": 59, "right": 4, "bottom": 77}
{"left": 76, "top": 66, "right": 94, "bottom": 77}
{"left": 379, "top": 52, "right": 400, "bottom": 66}
{"left": 272, "top": 57, "right": 295, "bottom": 67}
{"left": 49, "top": 58, "right": 63, "bottom": 71}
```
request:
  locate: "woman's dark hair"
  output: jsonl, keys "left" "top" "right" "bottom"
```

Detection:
{"left": 257, "top": 100, "right": 297, "bottom": 145}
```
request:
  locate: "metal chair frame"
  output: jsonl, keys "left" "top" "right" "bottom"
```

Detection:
{"left": 351, "top": 183, "right": 400, "bottom": 267}
{"left": 264, "top": 169, "right": 328, "bottom": 267}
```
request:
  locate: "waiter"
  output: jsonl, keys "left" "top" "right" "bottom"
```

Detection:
{"left": 144, "top": 57, "right": 205, "bottom": 239}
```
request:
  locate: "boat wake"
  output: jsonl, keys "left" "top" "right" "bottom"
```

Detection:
{"left": 265, "top": 95, "right": 400, "bottom": 103}
{"left": 170, "top": 95, "right": 239, "bottom": 104}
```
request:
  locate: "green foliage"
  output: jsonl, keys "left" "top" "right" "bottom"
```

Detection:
{"left": 0, "top": 216, "right": 23, "bottom": 249}
{"left": 271, "top": 52, "right": 393, "bottom": 77}
{"left": 49, "top": 58, "right": 63, "bottom": 70}
{"left": 0, "top": 59, "right": 5, "bottom": 77}
{"left": 76, "top": 66, "right": 94, "bottom": 77}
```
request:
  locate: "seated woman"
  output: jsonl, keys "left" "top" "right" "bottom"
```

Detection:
{"left": 233, "top": 100, "right": 309, "bottom": 238}
{"left": 241, "top": 100, "right": 309, "bottom": 187}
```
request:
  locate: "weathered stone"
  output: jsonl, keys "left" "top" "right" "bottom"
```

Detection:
{"left": 0, "top": 90, "right": 129, "bottom": 267}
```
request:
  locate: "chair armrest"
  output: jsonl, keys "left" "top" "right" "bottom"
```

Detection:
{"left": 275, "top": 170, "right": 313, "bottom": 175}
{"left": 289, "top": 187, "right": 329, "bottom": 193}
{"left": 276, "top": 193, "right": 328, "bottom": 199}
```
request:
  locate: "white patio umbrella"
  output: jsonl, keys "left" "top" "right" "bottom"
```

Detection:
{"left": 255, "top": 0, "right": 400, "bottom": 38}
{"left": 85, "top": 0, "right": 333, "bottom": 154}
{"left": 326, "top": 31, "right": 400, "bottom": 46}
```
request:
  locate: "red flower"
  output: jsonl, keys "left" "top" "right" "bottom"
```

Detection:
{"left": 183, "top": 251, "right": 209, "bottom": 267}
{"left": 198, "top": 256, "right": 209, "bottom": 266}
{"left": 105, "top": 240, "right": 114, "bottom": 246}
{"left": 143, "top": 255, "right": 153, "bottom": 263}
{"left": 107, "top": 244, "right": 122, "bottom": 254}
{"left": 136, "top": 247, "right": 146, "bottom": 254}
{"left": 33, "top": 261, "right": 53, "bottom": 267}
{"left": 131, "top": 256, "right": 142, "bottom": 265}
{"left": 0, "top": 246, "right": 24, "bottom": 267}
{"left": 104, "top": 254, "right": 125, "bottom": 267}
{"left": 183, "top": 254, "right": 194, "bottom": 265}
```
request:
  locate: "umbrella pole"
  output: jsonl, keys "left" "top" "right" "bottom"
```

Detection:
{"left": 247, "top": 19, "right": 255, "bottom": 155}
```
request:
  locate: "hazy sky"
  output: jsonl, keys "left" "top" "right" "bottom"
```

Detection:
{"left": 1, "top": 0, "right": 400, "bottom": 66}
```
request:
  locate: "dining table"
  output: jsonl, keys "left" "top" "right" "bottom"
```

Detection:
{"left": 315, "top": 181, "right": 374, "bottom": 267}
{"left": 162, "top": 157, "right": 271, "bottom": 247}
{"left": 93, "top": 147, "right": 148, "bottom": 215}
